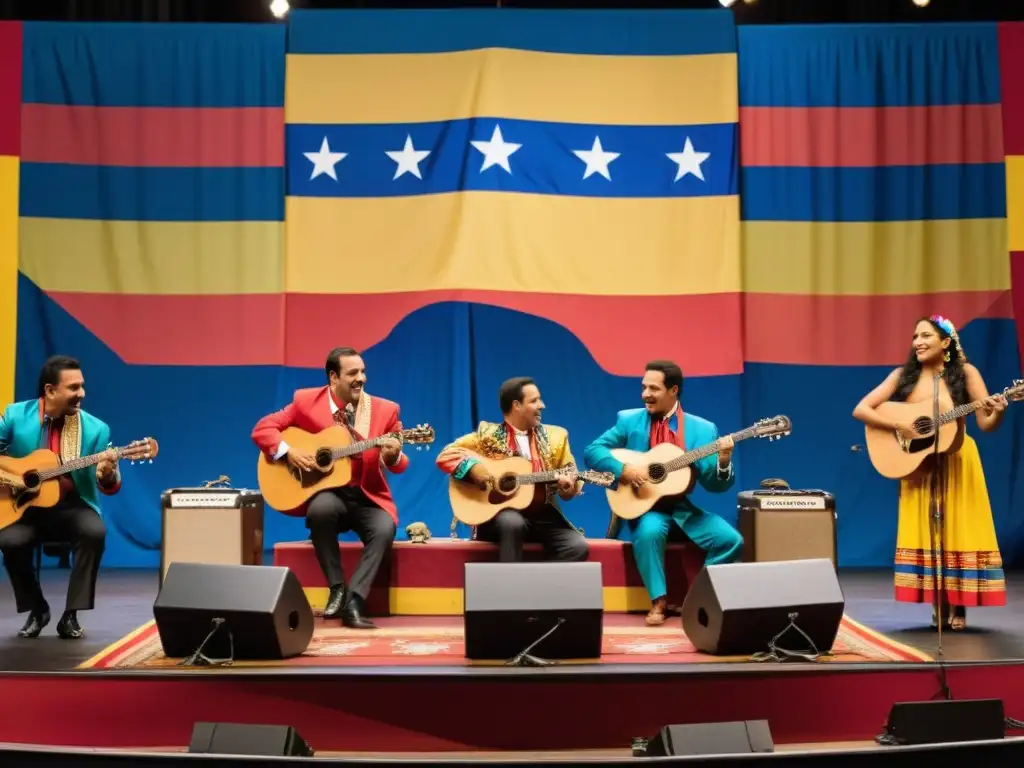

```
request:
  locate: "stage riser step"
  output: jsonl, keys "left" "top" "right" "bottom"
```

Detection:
{"left": 273, "top": 539, "right": 704, "bottom": 617}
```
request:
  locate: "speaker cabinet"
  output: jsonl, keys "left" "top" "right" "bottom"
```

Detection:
{"left": 883, "top": 699, "right": 1006, "bottom": 745}
{"left": 160, "top": 488, "right": 264, "bottom": 584}
{"left": 188, "top": 722, "right": 314, "bottom": 756}
{"left": 682, "top": 559, "right": 844, "bottom": 656}
{"left": 154, "top": 563, "right": 314, "bottom": 660}
{"left": 736, "top": 490, "right": 837, "bottom": 568}
{"left": 644, "top": 721, "right": 774, "bottom": 756}
{"left": 463, "top": 562, "right": 603, "bottom": 661}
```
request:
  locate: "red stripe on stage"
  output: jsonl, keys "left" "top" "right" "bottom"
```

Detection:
{"left": 999, "top": 23, "right": 1024, "bottom": 156}
{"left": 284, "top": 290, "right": 744, "bottom": 378}
{"left": 0, "top": 22, "right": 22, "bottom": 157}
{"left": 743, "top": 291, "right": 1013, "bottom": 367}
{"left": 46, "top": 292, "right": 286, "bottom": 366}
{"left": 739, "top": 105, "right": 1004, "bottom": 167}
{"left": 20, "top": 105, "right": 285, "bottom": 167}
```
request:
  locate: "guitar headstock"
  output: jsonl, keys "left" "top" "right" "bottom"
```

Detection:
{"left": 118, "top": 437, "right": 159, "bottom": 464}
{"left": 1003, "top": 379, "right": 1024, "bottom": 403}
{"left": 753, "top": 415, "right": 792, "bottom": 441}
{"left": 579, "top": 470, "right": 616, "bottom": 488}
{"left": 399, "top": 424, "right": 436, "bottom": 448}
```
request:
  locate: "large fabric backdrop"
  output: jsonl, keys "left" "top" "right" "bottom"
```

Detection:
{"left": 4, "top": 11, "right": 1024, "bottom": 570}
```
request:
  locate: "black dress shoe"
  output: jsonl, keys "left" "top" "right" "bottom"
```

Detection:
{"left": 17, "top": 607, "right": 51, "bottom": 639}
{"left": 56, "top": 610, "right": 84, "bottom": 639}
{"left": 341, "top": 593, "right": 376, "bottom": 629}
{"left": 322, "top": 585, "right": 346, "bottom": 619}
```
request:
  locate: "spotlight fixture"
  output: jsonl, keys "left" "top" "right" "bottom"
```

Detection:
{"left": 270, "top": 0, "right": 290, "bottom": 19}
{"left": 911, "top": 0, "right": 930, "bottom": 6}
{"left": 719, "top": 0, "right": 737, "bottom": 7}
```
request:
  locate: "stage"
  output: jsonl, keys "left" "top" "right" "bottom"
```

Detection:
{"left": 0, "top": 567, "right": 1023, "bottom": 757}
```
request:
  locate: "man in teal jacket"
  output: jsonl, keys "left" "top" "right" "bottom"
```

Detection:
{"left": 0, "top": 356, "right": 120, "bottom": 639}
{"left": 584, "top": 360, "right": 743, "bottom": 626}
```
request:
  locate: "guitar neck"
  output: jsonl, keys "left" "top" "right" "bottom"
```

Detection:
{"left": 662, "top": 427, "right": 757, "bottom": 473}
{"left": 38, "top": 447, "right": 123, "bottom": 481}
{"left": 938, "top": 399, "right": 990, "bottom": 426}
{"left": 514, "top": 468, "right": 570, "bottom": 486}
{"left": 333, "top": 434, "right": 392, "bottom": 460}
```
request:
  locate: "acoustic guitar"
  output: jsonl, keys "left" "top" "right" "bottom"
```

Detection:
{"left": 257, "top": 423, "right": 435, "bottom": 512}
{"left": 449, "top": 455, "right": 615, "bottom": 526}
{"left": 604, "top": 415, "right": 792, "bottom": 520}
{"left": 865, "top": 379, "right": 1024, "bottom": 479}
{"left": 0, "top": 437, "right": 159, "bottom": 532}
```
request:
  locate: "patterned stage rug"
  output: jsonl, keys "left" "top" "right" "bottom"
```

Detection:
{"left": 79, "top": 615, "right": 931, "bottom": 670}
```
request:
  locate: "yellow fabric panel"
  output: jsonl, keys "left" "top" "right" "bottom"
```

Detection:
{"left": 0, "top": 155, "right": 17, "bottom": 407}
{"left": 286, "top": 49, "right": 738, "bottom": 126}
{"left": 286, "top": 192, "right": 740, "bottom": 296}
{"left": 18, "top": 218, "right": 284, "bottom": 294}
{"left": 742, "top": 218, "right": 1010, "bottom": 295}
{"left": 1006, "top": 155, "right": 1024, "bottom": 252}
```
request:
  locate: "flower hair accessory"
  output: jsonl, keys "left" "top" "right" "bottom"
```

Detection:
{"left": 930, "top": 314, "right": 967, "bottom": 362}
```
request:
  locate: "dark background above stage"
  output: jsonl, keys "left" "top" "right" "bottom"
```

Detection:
{"left": 2, "top": 0, "right": 1024, "bottom": 24}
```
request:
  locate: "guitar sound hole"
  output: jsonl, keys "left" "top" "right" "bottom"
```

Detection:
{"left": 648, "top": 464, "right": 666, "bottom": 482}
{"left": 496, "top": 475, "right": 518, "bottom": 494}
{"left": 22, "top": 471, "right": 40, "bottom": 490}
{"left": 314, "top": 449, "right": 333, "bottom": 468}
{"left": 913, "top": 417, "right": 934, "bottom": 435}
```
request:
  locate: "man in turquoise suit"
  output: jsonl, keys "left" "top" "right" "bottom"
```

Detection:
{"left": 584, "top": 360, "right": 743, "bottom": 626}
{"left": 0, "top": 356, "right": 121, "bottom": 639}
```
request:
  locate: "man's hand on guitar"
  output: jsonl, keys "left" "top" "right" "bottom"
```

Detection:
{"left": 556, "top": 472, "right": 579, "bottom": 500}
{"left": 286, "top": 449, "right": 318, "bottom": 473}
{"left": 379, "top": 437, "right": 402, "bottom": 466}
{"left": 466, "top": 463, "right": 495, "bottom": 491}
{"left": 717, "top": 435, "right": 734, "bottom": 467}
{"left": 96, "top": 450, "right": 118, "bottom": 481}
{"left": 619, "top": 464, "right": 649, "bottom": 489}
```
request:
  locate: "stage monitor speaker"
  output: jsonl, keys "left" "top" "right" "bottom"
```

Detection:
{"left": 643, "top": 721, "right": 774, "bottom": 756}
{"left": 154, "top": 563, "right": 314, "bottom": 661}
{"left": 463, "top": 561, "right": 603, "bottom": 662}
{"left": 882, "top": 699, "right": 1005, "bottom": 745}
{"left": 682, "top": 558, "right": 844, "bottom": 656}
{"left": 188, "top": 722, "right": 314, "bottom": 757}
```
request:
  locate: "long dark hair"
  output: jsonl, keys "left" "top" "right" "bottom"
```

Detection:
{"left": 893, "top": 316, "right": 967, "bottom": 405}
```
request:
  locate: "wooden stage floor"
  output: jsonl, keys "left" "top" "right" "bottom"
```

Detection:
{"left": 0, "top": 567, "right": 1022, "bottom": 672}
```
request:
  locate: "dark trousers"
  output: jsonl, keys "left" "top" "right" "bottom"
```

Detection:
{"left": 0, "top": 500, "right": 106, "bottom": 614}
{"left": 306, "top": 486, "right": 396, "bottom": 600}
{"left": 477, "top": 505, "right": 589, "bottom": 563}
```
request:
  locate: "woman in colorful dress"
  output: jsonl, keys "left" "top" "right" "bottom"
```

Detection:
{"left": 852, "top": 315, "right": 1011, "bottom": 630}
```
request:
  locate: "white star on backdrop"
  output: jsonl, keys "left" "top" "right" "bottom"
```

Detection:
{"left": 666, "top": 137, "right": 710, "bottom": 182}
{"left": 304, "top": 137, "right": 347, "bottom": 181}
{"left": 572, "top": 136, "right": 620, "bottom": 181}
{"left": 470, "top": 124, "right": 522, "bottom": 174}
{"left": 386, "top": 135, "right": 431, "bottom": 180}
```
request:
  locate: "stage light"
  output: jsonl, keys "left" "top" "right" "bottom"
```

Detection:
{"left": 911, "top": 0, "right": 930, "bottom": 6}
{"left": 719, "top": 0, "right": 737, "bottom": 7}
{"left": 270, "top": 0, "right": 290, "bottom": 19}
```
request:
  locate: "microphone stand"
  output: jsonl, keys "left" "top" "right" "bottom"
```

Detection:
{"left": 930, "top": 372, "right": 945, "bottom": 658}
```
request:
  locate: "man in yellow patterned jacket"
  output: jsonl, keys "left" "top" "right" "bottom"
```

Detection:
{"left": 435, "top": 377, "right": 589, "bottom": 562}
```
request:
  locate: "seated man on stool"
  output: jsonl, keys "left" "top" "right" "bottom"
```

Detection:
{"left": 0, "top": 355, "right": 120, "bottom": 639}
{"left": 252, "top": 347, "right": 405, "bottom": 629}
{"left": 436, "top": 376, "right": 589, "bottom": 562}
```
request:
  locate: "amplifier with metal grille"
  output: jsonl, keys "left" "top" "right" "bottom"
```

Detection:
{"left": 159, "top": 487, "right": 265, "bottom": 584}
{"left": 736, "top": 489, "right": 837, "bottom": 568}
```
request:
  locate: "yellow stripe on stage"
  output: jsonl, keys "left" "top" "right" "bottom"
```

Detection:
{"left": 0, "top": 155, "right": 18, "bottom": 407}
{"left": 286, "top": 49, "right": 737, "bottom": 127}
{"left": 742, "top": 218, "right": 1010, "bottom": 295}
{"left": 286, "top": 193, "right": 740, "bottom": 296}
{"left": 18, "top": 218, "right": 285, "bottom": 295}
{"left": 303, "top": 586, "right": 652, "bottom": 615}
{"left": 1007, "top": 155, "right": 1024, "bottom": 252}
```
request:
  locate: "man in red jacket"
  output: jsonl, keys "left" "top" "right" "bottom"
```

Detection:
{"left": 252, "top": 347, "right": 406, "bottom": 629}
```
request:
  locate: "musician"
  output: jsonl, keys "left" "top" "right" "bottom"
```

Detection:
{"left": 584, "top": 360, "right": 742, "bottom": 625}
{"left": 852, "top": 315, "right": 1008, "bottom": 631}
{"left": 435, "top": 377, "right": 589, "bottom": 563}
{"left": 0, "top": 356, "right": 119, "bottom": 639}
{"left": 251, "top": 347, "right": 405, "bottom": 629}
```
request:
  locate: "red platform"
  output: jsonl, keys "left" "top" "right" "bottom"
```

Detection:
{"left": 273, "top": 538, "right": 705, "bottom": 615}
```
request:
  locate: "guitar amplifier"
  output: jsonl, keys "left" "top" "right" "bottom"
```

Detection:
{"left": 736, "top": 489, "right": 837, "bottom": 569}
{"left": 160, "top": 487, "right": 265, "bottom": 584}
